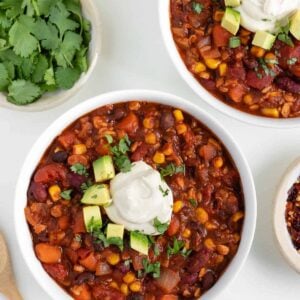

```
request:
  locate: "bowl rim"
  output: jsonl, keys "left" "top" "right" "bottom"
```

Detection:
{"left": 158, "top": 0, "right": 300, "bottom": 129}
{"left": 0, "top": 0, "right": 101, "bottom": 112}
{"left": 274, "top": 157, "right": 300, "bottom": 273}
{"left": 14, "top": 89, "right": 257, "bottom": 300}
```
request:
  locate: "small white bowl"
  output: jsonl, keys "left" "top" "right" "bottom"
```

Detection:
{"left": 0, "top": 0, "right": 101, "bottom": 112}
{"left": 14, "top": 90, "right": 257, "bottom": 299}
{"left": 159, "top": 0, "right": 300, "bottom": 128}
{"left": 274, "top": 158, "right": 300, "bottom": 273}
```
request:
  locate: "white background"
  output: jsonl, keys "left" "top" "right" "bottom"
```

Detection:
{"left": 1, "top": 1, "right": 300, "bottom": 299}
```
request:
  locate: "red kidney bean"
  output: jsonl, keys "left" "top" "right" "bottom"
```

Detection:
{"left": 27, "top": 182, "right": 47, "bottom": 202}
{"left": 276, "top": 76, "right": 300, "bottom": 94}
{"left": 187, "top": 249, "right": 211, "bottom": 273}
{"left": 34, "top": 163, "right": 67, "bottom": 184}
{"left": 67, "top": 173, "right": 87, "bottom": 190}
{"left": 180, "top": 272, "right": 198, "bottom": 285}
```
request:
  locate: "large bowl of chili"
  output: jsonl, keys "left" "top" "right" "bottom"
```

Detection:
{"left": 15, "top": 90, "right": 256, "bottom": 299}
{"left": 159, "top": 0, "right": 300, "bottom": 128}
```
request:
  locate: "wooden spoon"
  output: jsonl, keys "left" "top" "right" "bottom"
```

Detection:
{"left": 0, "top": 232, "right": 22, "bottom": 300}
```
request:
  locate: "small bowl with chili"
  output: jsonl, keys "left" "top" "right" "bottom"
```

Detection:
{"left": 159, "top": 0, "right": 300, "bottom": 128}
{"left": 15, "top": 90, "right": 256, "bottom": 299}
{"left": 274, "top": 158, "right": 300, "bottom": 273}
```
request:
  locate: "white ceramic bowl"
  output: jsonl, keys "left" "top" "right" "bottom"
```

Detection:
{"left": 274, "top": 158, "right": 300, "bottom": 273}
{"left": 14, "top": 90, "right": 257, "bottom": 299}
{"left": 159, "top": 0, "right": 300, "bottom": 128}
{"left": 0, "top": 0, "right": 101, "bottom": 112}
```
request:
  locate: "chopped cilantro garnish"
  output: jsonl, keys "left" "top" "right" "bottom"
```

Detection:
{"left": 160, "top": 163, "right": 185, "bottom": 178}
{"left": 142, "top": 258, "right": 161, "bottom": 278}
{"left": 159, "top": 185, "right": 169, "bottom": 197}
{"left": 229, "top": 36, "right": 241, "bottom": 48}
{"left": 111, "top": 135, "right": 132, "bottom": 172}
{"left": 167, "top": 238, "right": 191, "bottom": 258}
{"left": 153, "top": 217, "right": 169, "bottom": 234}
{"left": 189, "top": 198, "right": 198, "bottom": 207}
{"left": 60, "top": 189, "right": 73, "bottom": 200}
{"left": 81, "top": 179, "right": 93, "bottom": 192}
{"left": 71, "top": 163, "right": 89, "bottom": 177}
{"left": 87, "top": 217, "right": 102, "bottom": 233}
{"left": 192, "top": 2, "right": 203, "bottom": 14}
{"left": 105, "top": 134, "right": 114, "bottom": 144}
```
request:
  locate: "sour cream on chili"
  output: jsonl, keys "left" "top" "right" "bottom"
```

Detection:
{"left": 105, "top": 161, "right": 173, "bottom": 235}
{"left": 236, "top": 0, "right": 300, "bottom": 33}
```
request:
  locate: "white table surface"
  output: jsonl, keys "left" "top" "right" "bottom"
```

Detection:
{"left": 1, "top": 1, "right": 300, "bottom": 299}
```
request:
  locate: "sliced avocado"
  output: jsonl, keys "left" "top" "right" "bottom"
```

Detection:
{"left": 81, "top": 184, "right": 111, "bottom": 206}
{"left": 130, "top": 231, "right": 149, "bottom": 255}
{"left": 225, "top": 0, "right": 240, "bottom": 7}
{"left": 290, "top": 10, "right": 300, "bottom": 41}
{"left": 252, "top": 31, "right": 276, "bottom": 50}
{"left": 221, "top": 8, "right": 240, "bottom": 35}
{"left": 83, "top": 206, "right": 102, "bottom": 232}
{"left": 107, "top": 224, "right": 124, "bottom": 239}
{"left": 93, "top": 155, "right": 115, "bottom": 183}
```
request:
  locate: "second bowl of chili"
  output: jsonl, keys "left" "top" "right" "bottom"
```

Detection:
{"left": 15, "top": 90, "right": 256, "bottom": 299}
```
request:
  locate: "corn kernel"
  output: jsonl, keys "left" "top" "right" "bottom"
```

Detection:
{"left": 162, "top": 144, "right": 173, "bottom": 156}
{"left": 153, "top": 151, "right": 165, "bottom": 164}
{"left": 215, "top": 254, "right": 224, "bottom": 264}
{"left": 196, "top": 207, "right": 208, "bottom": 224}
{"left": 198, "top": 71, "right": 210, "bottom": 79}
{"left": 260, "top": 108, "right": 279, "bottom": 118}
{"left": 217, "top": 245, "right": 230, "bottom": 256}
{"left": 232, "top": 211, "right": 244, "bottom": 222}
{"left": 204, "top": 238, "right": 216, "bottom": 251}
{"left": 205, "top": 221, "right": 217, "bottom": 230}
{"left": 145, "top": 132, "right": 156, "bottom": 145}
{"left": 173, "top": 109, "right": 184, "bottom": 122}
{"left": 120, "top": 283, "right": 129, "bottom": 295}
{"left": 182, "top": 228, "right": 191, "bottom": 238}
{"left": 204, "top": 58, "right": 221, "bottom": 70}
{"left": 54, "top": 147, "right": 62, "bottom": 153}
{"left": 143, "top": 117, "right": 154, "bottom": 129}
{"left": 218, "top": 63, "right": 227, "bottom": 77}
{"left": 107, "top": 253, "right": 120, "bottom": 265}
{"left": 250, "top": 46, "right": 265, "bottom": 58}
{"left": 213, "top": 10, "right": 224, "bottom": 21}
{"left": 264, "top": 52, "right": 277, "bottom": 65}
{"left": 173, "top": 200, "right": 184, "bottom": 213}
{"left": 233, "top": 233, "right": 241, "bottom": 243}
{"left": 243, "top": 94, "right": 253, "bottom": 106}
{"left": 199, "top": 268, "right": 206, "bottom": 278}
{"left": 110, "top": 281, "right": 119, "bottom": 290}
{"left": 213, "top": 157, "right": 224, "bottom": 169}
{"left": 176, "top": 124, "right": 187, "bottom": 135}
{"left": 192, "top": 62, "right": 206, "bottom": 73}
{"left": 48, "top": 185, "right": 61, "bottom": 202}
{"left": 129, "top": 101, "right": 141, "bottom": 111}
{"left": 129, "top": 281, "right": 141, "bottom": 293}
{"left": 73, "top": 144, "right": 87, "bottom": 155}
{"left": 123, "top": 272, "right": 136, "bottom": 284}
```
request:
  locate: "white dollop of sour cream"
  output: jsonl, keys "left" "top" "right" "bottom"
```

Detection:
{"left": 105, "top": 161, "right": 173, "bottom": 235}
{"left": 236, "top": 0, "right": 300, "bottom": 33}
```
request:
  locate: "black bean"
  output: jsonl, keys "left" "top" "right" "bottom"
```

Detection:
{"left": 276, "top": 76, "right": 300, "bottom": 93}
{"left": 201, "top": 270, "right": 216, "bottom": 290}
{"left": 52, "top": 151, "right": 68, "bottom": 163}
{"left": 108, "top": 108, "right": 126, "bottom": 121}
{"left": 160, "top": 111, "right": 175, "bottom": 130}
{"left": 74, "top": 272, "right": 95, "bottom": 285}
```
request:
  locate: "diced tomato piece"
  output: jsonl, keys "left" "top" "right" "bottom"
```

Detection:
{"left": 43, "top": 263, "right": 68, "bottom": 282}
{"left": 246, "top": 70, "right": 274, "bottom": 90}
{"left": 79, "top": 252, "right": 98, "bottom": 272}
{"left": 35, "top": 243, "right": 62, "bottom": 264}
{"left": 116, "top": 112, "right": 139, "bottom": 133}
{"left": 199, "top": 144, "right": 217, "bottom": 161}
{"left": 72, "top": 210, "right": 86, "bottom": 233}
{"left": 212, "top": 24, "right": 232, "bottom": 47}
{"left": 167, "top": 215, "right": 180, "bottom": 236}
{"left": 226, "top": 63, "right": 246, "bottom": 81}
{"left": 278, "top": 42, "right": 300, "bottom": 69}
{"left": 34, "top": 163, "right": 67, "bottom": 184}
{"left": 155, "top": 268, "right": 180, "bottom": 294}
{"left": 71, "top": 284, "right": 92, "bottom": 300}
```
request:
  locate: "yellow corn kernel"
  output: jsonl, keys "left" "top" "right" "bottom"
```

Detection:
{"left": 198, "top": 71, "right": 210, "bottom": 79}
{"left": 218, "top": 63, "right": 228, "bottom": 77}
{"left": 153, "top": 151, "right": 165, "bottom": 164}
{"left": 143, "top": 117, "right": 154, "bottom": 129}
{"left": 199, "top": 268, "right": 206, "bottom": 278}
{"left": 176, "top": 123, "right": 187, "bottom": 135}
{"left": 213, "top": 10, "right": 224, "bottom": 22}
{"left": 215, "top": 254, "right": 224, "bottom": 264}
{"left": 145, "top": 132, "right": 157, "bottom": 145}
{"left": 129, "top": 101, "right": 141, "bottom": 111}
{"left": 120, "top": 283, "right": 129, "bottom": 296}
{"left": 243, "top": 94, "right": 253, "bottom": 106}
{"left": 110, "top": 281, "right": 119, "bottom": 290}
{"left": 48, "top": 185, "right": 61, "bottom": 202}
{"left": 204, "top": 238, "right": 216, "bottom": 251}
{"left": 173, "top": 200, "right": 184, "bottom": 213}
{"left": 182, "top": 228, "right": 191, "bottom": 238}
{"left": 217, "top": 244, "right": 230, "bottom": 256}
{"left": 123, "top": 272, "right": 136, "bottom": 284}
{"left": 264, "top": 52, "right": 277, "bottom": 65}
{"left": 173, "top": 109, "right": 184, "bottom": 122}
{"left": 205, "top": 221, "right": 217, "bottom": 230}
{"left": 196, "top": 207, "right": 209, "bottom": 224}
{"left": 54, "top": 147, "right": 62, "bottom": 153}
{"left": 213, "top": 157, "right": 224, "bottom": 169}
{"left": 250, "top": 46, "right": 265, "bottom": 58}
{"left": 232, "top": 211, "right": 244, "bottom": 222}
{"left": 260, "top": 108, "right": 279, "bottom": 118}
{"left": 129, "top": 281, "right": 141, "bottom": 293}
{"left": 107, "top": 253, "right": 120, "bottom": 266}
{"left": 204, "top": 58, "right": 221, "bottom": 70}
{"left": 162, "top": 144, "right": 173, "bottom": 156}
{"left": 73, "top": 144, "right": 87, "bottom": 155}
{"left": 192, "top": 62, "right": 206, "bottom": 73}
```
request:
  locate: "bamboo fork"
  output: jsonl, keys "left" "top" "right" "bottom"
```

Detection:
{"left": 0, "top": 232, "right": 22, "bottom": 300}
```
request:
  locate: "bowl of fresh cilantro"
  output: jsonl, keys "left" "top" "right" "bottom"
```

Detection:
{"left": 0, "top": 0, "right": 101, "bottom": 111}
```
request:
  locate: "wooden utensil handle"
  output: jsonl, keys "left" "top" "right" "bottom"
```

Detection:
{"left": 0, "top": 274, "right": 22, "bottom": 300}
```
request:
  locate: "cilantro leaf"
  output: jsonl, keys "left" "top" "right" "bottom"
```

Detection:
{"left": 153, "top": 217, "right": 169, "bottom": 234}
{"left": 0, "top": 63, "right": 9, "bottom": 91}
{"left": 142, "top": 258, "right": 161, "bottom": 278}
{"left": 167, "top": 238, "right": 185, "bottom": 257}
{"left": 159, "top": 185, "right": 169, "bottom": 197}
{"left": 192, "top": 2, "right": 203, "bottom": 14}
{"left": 111, "top": 135, "right": 132, "bottom": 173}
{"left": 60, "top": 189, "right": 73, "bottom": 200}
{"left": 0, "top": 11, "right": 12, "bottom": 28}
{"left": 49, "top": 2, "right": 79, "bottom": 38}
{"left": 75, "top": 47, "right": 88, "bottom": 72}
{"left": 160, "top": 163, "right": 185, "bottom": 178}
{"left": 0, "top": 0, "right": 23, "bottom": 19}
{"left": 36, "top": 0, "right": 58, "bottom": 16}
{"left": 70, "top": 163, "right": 89, "bottom": 176}
{"left": 189, "top": 198, "right": 198, "bottom": 207}
{"left": 8, "top": 80, "right": 41, "bottom": 104}
{"left": 32, "top": 54, "right": 48, "bottom": 83}
{"left": 44, "top": 67, "right": 56, "bottom": 86}
{"left": 55, "top": 66, "right": 81, "bottom": 89}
